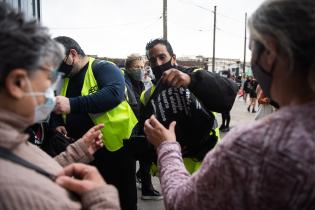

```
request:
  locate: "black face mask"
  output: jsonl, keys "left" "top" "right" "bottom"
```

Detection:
{"left": 251, "top": 41, "right": 279, "bottom": 108}
{"left": 58, "top": 54, "right": 73, "bottom": 76}
{"left": 151, "top": 58, "right": 174, "bottom": 83}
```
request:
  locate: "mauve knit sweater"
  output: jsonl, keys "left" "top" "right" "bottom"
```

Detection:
{"left": 157, "top": 101, "right": 315, "bottom": 210}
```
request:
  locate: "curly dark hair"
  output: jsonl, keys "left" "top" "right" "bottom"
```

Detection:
{"left": 0, "top": 2, "right": 64, "bottom": 87}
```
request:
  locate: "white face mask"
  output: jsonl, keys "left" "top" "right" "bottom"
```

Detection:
{"left": 25, "top": 80, "right": 56, "bottom": 123}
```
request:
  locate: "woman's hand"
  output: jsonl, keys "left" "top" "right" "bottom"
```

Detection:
{"left": 144, "top": 115, "right": 176, "bottom": 148}
{"left": 81, "top": 124, "right": 104, "bottom": 155}
{"left": 56, "top": 163, "right": 106, "bottom": 195}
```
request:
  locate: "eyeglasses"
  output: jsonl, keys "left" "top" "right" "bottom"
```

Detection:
{"left": 38, "top": 66, "right": 60, "bottom": 83}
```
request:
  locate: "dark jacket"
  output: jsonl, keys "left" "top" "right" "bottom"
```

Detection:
{"left": 124, "top": 72, "right": 144, "bottom": 120}
{"left": 180, "top": 66, "right": 238, "bottom": 113}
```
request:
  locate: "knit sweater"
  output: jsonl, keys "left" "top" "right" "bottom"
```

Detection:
{"left": 0, "top": 109, "right": 120, "bottom": 210}
{"left": 157, "top": 101, "right": 315, "bottom": 210}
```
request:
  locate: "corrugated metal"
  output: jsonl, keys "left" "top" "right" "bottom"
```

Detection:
{"left": 1, "top": 0, "right": 41, "bottom": 21}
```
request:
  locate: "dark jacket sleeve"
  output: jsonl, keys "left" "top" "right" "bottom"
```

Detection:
{"left": 188, "top": 70, "right": 238, "bottom": 113}
{"left": 69, "top": 61, "right": 125, "bottom": 114}
{"left": 49, "top": 112, "right": 65, "bottom": 129}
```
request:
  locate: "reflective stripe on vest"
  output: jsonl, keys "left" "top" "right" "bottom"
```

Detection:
{"left": 61, "top": 57, "right": 138, "bottom": 151}
{"left": 140, "top": 85, "right": 156, "bottom": 106}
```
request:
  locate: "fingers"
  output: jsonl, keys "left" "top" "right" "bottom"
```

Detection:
{"left": 84, "top": 124, "right": 104, "bottom": 140}
{"left": 144, "top": 117, "right": 154, "bottom": 131}
{"left": 56, "top": 126, "right": 67, "bottom": 135}
{"left": 56, "top": 176, "right": 85, "bottom": 193}
{"left": 162, "top": 69, "right": 178, "bottom": 85}
{"left": 149, "top": 115, "right": 163, "bottom": 127}
{"left": 54, "top": 96, "right": 71, "bottom": 114}
{"left": 90, "top": 124, "right": 104, "bottom": 132}
{"left": 60, "top": 163, "right": 98, "bottom": 179}
{"left": 56, "top": 163, "right": 106, "bottom": 195}
{"left": 94, "top": 139, "right": 103, "bottom": 148}
{"left": 162, "top": 69, "right": 190, "bottom": 88}
{"left": 169, "top": 121, "right": 176, "bottom": 133}
{"left": 85, "top": 130, "right": 102, "bottom": 142}
{"left": 61, "top": 127, "right": 68, "bottom": 136}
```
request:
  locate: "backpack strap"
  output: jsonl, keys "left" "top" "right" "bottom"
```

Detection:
{"left": 0, "top": 147, "right": 56, "bottom": 181}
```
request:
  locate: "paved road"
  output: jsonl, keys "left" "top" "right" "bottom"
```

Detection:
{"left": 137, "top": 98, "right": 257, "bottom": 210}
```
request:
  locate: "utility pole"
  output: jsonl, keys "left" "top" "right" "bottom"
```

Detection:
{"left": 243, "top": 12, "right": 247, "bottom": 75}
{"left": 212, "top": 5, "right": 217, "bottom": 73}
{"left": 163, "top": 0, "right": 167, "bottom": 40}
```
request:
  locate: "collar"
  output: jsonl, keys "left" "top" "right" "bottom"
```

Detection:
{"left": 0, "top": 108, "right": 30, "bottom": 149}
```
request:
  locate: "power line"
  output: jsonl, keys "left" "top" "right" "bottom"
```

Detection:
{"left": 168, "top": 20, "right": 211, "bottom": 32}
{"left": 168, "top": 19, "right": 244, "bottom": 40}
{"left": 216, "top": 27, "right": 244, "bottom": 40}
{"left": 177, "top": 0, "right": 213, "bottom": 13}
{"left": 177, "top": 0, "right": 244, "bottom": 24}
{"left": 216, "top": 12, "right": 243, "bottom": 24}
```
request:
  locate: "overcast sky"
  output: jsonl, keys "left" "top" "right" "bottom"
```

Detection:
{"left": 42, "top": 0, "right": 264, "bottom": 61}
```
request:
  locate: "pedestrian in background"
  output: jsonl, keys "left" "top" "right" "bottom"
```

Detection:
{"left": 123, "top": 54, "right": 163, "bottom": 200}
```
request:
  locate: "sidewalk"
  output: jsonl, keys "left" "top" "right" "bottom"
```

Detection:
{"left": 138, "top": 97, "right": 257, "bottom": 210}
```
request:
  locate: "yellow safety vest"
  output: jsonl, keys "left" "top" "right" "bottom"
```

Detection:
{"left": 61, "top": 57, "right": 138, "bottom": 152}
{"left": 140, "top": 71, "right": 220, "bottom": 174}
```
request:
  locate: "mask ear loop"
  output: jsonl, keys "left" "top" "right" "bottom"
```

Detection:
{"left": 24, "top": 78, "right": 41, "bottom": 107}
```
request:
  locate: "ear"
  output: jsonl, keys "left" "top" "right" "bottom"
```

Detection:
{"left": 5, "top": 69, "right": 29, "bottom": 99}
{"left": 172, "top": 54, "right": 177, "bottom": 65}
{"left": 259, "top": 36, "right": 278, "bottom": 72}
{"left": 69, "top": 49, "right": 78, "bottom": 58}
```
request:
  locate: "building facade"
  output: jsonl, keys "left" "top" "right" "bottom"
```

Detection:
{"left": 1, "top": 0, "right": 41, "bottom": 21}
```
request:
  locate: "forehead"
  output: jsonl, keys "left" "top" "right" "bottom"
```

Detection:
{"left": 148, "top": 43, "right": 170, "bottom": 58}
{"left": 130, "top": 59, "right": 145, "bottom": 66}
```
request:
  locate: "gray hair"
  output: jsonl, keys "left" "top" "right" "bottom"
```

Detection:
{"left": 248, "top": 0, "right": 315, "bottom": 82}
{"left": 125, "top": 54, "right": 144, "bottom": 70}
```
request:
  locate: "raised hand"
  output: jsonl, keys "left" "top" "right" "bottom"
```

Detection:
{"left": 81, "top": 124, "right": 104, "bottom": 155}
{"left": 144, "top": 115, "right": 176, "bottom": 148}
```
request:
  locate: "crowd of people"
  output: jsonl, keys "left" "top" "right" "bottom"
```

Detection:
{"left": 1, "top": 0, "right": 315, "bottom": 209}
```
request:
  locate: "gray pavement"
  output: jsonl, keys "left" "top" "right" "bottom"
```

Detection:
{"left": 137, "top": 97, "right": 257, "bottom": 210}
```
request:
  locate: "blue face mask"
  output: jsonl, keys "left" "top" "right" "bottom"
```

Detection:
{"left": 25, "top": 80, "right": 56, "bottom": 123}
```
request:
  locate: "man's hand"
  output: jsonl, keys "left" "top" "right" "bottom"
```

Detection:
{"left": 56, "top": 163, "right": 106, "bottom": 195}
{"left": 54, "top": 96, "right": 71, "bottom": 114}
{"left": 81, "top": 124, "right": 104, "bottom": 156}
{"left": 56, "top": 126, "right": 68, "bottom": 136}
{"left": 144, "top": 115, "right": 176, "bottom": 148}
{"left": 162, "top": 68, "right": 191, "bottom": 88}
